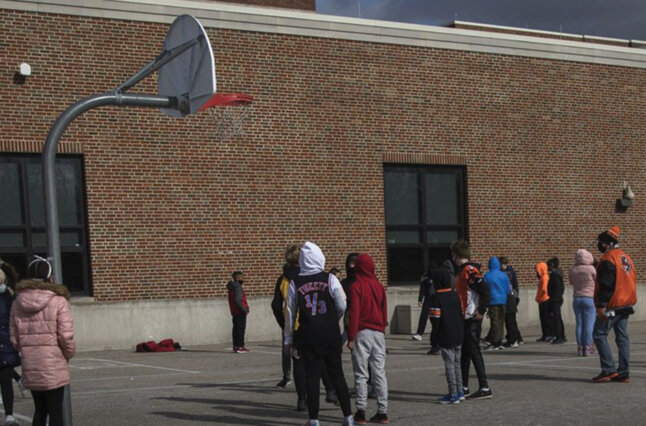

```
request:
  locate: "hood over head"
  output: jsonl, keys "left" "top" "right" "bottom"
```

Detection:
{"left": 488, "top": 256, "right": 501, "bottom": 271}
{"left": 299, "top": 241, "right": 325, "bottom": 275}
{"left": 15, "top": 279, "right": 70, "bottom": 314}
{"left": 573, "top": 249, "right": 594, "bottom": 266}
{"left": 535, "top": 262, "right": 548, "bottom": 277}
{"left": 354, "top": 253, "right": 376, "bottom": 280}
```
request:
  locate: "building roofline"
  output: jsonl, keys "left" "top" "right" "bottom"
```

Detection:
{"left": 3, "top": 0, "right": 646, "bottom": 69}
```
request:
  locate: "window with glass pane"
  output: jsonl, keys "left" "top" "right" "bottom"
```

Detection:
{"left": 0, "top": 155, "right": 91, "bottom": 296}
{"left": 384, "top": 165, "right": 466, "bottom": 284}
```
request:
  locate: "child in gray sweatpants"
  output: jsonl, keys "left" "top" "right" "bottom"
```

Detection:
{"left": 428, "top": 268, "right": 465, "bottom": 404}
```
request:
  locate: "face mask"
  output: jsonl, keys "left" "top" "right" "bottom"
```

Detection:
{"left": 597, "top": 242, "right": 606, "bottom": 253}
{"left": 0, "top": 284, "right": 7, "bottom": 294}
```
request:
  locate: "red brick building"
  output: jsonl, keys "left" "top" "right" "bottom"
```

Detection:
{"left": 2, "top": 0, "right": 645, "bottom": 347}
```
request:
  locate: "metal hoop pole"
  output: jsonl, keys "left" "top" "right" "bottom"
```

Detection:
{"left": 43, "top": 92, "right": 177, "bottom": 426}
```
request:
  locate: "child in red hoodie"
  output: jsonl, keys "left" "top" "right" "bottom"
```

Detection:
{"left": 347, "top": 254, "right": 389, "bottom": 425}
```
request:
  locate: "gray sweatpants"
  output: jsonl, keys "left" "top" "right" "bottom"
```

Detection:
{"left": 440, "top": 345, "right": 463, "bottom": 395}
{"left": 351, "top": 329, "right": 388, "bottom": 413}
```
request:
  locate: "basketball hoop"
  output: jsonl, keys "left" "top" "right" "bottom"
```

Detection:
{"left": 199, "top": 93, "right": 253, "bottom": 140}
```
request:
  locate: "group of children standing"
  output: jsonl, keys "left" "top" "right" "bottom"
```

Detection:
{"left": 225, "top": 225, "right": 638, "bottom": 423}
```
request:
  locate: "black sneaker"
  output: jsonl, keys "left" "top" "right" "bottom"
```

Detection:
{"left": 551, "top": 338, "right": 566, "bottom": 345}
{"left": 610, "top": 373, "right": 630, "bottom": 383}
{"left": 296, "top": 397, "right": 307, "bottom": 411}
{"left": 462, "top": 386, "right": 470, "bottom": 396}
{"left": 354, "top": 409, "right": 367, "bottom": 425}
{"left": 369, "top": 412, "right": 389, "bottom": 424}
{"left": 276, "top": 377, "right": 292, "bottom": 388}
{"left": 466, "top": 388, "right": 493, "bottom": 400}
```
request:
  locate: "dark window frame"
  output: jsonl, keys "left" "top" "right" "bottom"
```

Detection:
{"left": 0, "top": 154, "right": 92, "bottom": 296}
{"left": 383, "top": 164, "right": 468, "bottom": 285}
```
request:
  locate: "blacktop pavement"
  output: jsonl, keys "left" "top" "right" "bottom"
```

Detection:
{"left": 4, "top": 321, "right": 646, "bottom": 425}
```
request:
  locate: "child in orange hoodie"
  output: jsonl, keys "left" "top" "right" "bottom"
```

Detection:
{"left": 535, "top": 262, "right": 551, "bottom": 342}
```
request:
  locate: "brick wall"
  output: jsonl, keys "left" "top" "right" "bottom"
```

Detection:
{"left": 2, "top": 9, "right": 645, "bottom": 301}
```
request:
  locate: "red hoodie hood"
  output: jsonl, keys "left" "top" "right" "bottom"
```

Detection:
{"left": 355, "top": 253, "right": 377, "bottom": 280}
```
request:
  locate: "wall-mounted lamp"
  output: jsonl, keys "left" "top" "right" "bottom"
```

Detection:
{"left": 616, "top": 181, "right": 634, "bottom": 211}
{"left": 13, "top": 63, "right": 31, "bottom": 85}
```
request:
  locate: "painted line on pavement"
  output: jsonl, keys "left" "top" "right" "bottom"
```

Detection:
{"left": 78, "top": 358, "right": 201, "bottom": 374}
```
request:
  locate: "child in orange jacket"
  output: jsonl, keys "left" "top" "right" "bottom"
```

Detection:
{"left": 535, "top": 262, "right": 551, "bottom": 342}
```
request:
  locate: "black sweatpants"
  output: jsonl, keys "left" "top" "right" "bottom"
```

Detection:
{"left": 548, "top": 299, "right": 565, "bottom": 340}
{"left": 504, "top": 297, "right": 520, "bottom": 344}
{"left": 32, "top": 386, "right": 65, "bottom": 426}
{"left": 300, "top": 343, "right": 351, "bottom": 420}
{"left": 232, "top": 314, "right": 247, "bottom": 348}
{"left": 416, "top": 297, "right": 431, "bottom": 335}
{"left": 538, "top": 301, "right": 551, "bottom": 338}
{"left": 461, "top": 318, "right": 489, "bottom": 390}
{"left": 0, "top": 366, "right": 14, "bottom": 416}
{"left": 293, "top": 354, "right": 307, "bottom": 400}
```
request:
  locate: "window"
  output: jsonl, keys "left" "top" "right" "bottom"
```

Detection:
{"left": 384, "top": 165, "right": 467, "bottom": 284}
{"left": 0, "top": 155, "right": 92, "bottom": 295}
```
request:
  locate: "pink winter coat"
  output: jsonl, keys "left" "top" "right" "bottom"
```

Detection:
{"left": 10, "top": 280, "right": 76, "bottom": 391}
{"left": 568, "top": 249, "right": 597, "bottom": 298}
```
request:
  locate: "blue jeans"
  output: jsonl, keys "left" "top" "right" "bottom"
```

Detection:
{"left": 593, "top": 312, "right": 630, "bottom": 375}
{"left": 572, "top": 297, "right": 595, "bottom": 346}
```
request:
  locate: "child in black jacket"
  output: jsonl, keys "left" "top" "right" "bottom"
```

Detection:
{"left": 429, "top": 268, "right": 465, "bottom": 404}
{"left": 547, "top": 257, "right": 566, "bottom": 344}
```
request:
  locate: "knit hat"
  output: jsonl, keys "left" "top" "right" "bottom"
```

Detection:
{"left": 598, "top": 226, "right": 620, "bottom": 244}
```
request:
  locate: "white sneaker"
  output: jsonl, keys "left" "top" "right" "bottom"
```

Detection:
{"left": 5, "top": 415, "right": 19, "bottom": 426}
{"left": 342, "top": 415, "right": 355, "bottom": 426}
{"left": 511, "top": 341, "right": 519, "bottom": 348}
{"left": 411, "top": 334, "right": 422, "bottom": 341}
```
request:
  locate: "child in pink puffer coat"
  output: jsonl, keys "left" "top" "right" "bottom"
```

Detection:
{"left": 10, "top": 257, "right": 75, "bottom": 426}
{"left": 568, "top": 249, "right": 597, "bottom": 356}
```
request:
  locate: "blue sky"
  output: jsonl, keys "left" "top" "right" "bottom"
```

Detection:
{"left": 316, "top": 0, "right": 646, "bottom": 41}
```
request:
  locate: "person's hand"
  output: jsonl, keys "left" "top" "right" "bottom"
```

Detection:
{"left": 347, "top": 341, "right": 354, "bottom": 351}
{"left": 473, "top": 312, "right": 483, "bottom": 320}
{"left": 597, "top": 307, "right": 606, "bottom": 321}
{"left": 418, "top": 301, "right": 423, "bottom": 307}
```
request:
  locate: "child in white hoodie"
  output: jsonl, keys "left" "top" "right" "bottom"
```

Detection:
{"left": 568, "top": 249, "right": 597, "bottom": 356}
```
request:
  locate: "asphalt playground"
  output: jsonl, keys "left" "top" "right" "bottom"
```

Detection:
{"left": 4, "top": 322, "right": 646, "bottom": 425}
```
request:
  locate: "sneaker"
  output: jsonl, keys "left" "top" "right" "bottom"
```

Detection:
{"left": 232, "top": 347, "right": 239, "bottom": 353}
{"left": 510, "top": 341, "right": 519, "bottom": 348}
{"left": 411, "top": 334, "right": 422, "bottom": 341}
{"left": 551, "top": 338, "right": 566, "bottom": 345}
{"left": 457, "top": 391, "right": 465, "bottom": 401}
{"left": 536, "top": 336, "right": 547, "bottom": 342}
{"left": 296, "top": 397, "right": 307, "bottom": 411}
{"left": 354, "top": 409, "right": 367, "bottom": 425}
{"left": 369, "top": 412, "right": 390, "bottom": 423}
{"left": 545, "top": 336, "right": 556, "bottom": 343}
{"left": 592, "top": 372, "right": 618, "bottom": 383}
{"left": 4, "top": 415, "right": 18, "bottom": 426}
{"left": 276, "top": 377, "right": 292, "bottom": 388}
{"left": 427, "top": 349, "right": 440, "bottom": 355}
{"left": 610, "top": 373, "right": 630, "bottom": 383}
{"left": 304, "top": 420, "right": 320, "bottom": 426}
{"left": 325, "top": 390, "right": 339, "bottom": 405}
{"left": 466, "top": 388, "right": 493, "bottom": 400}
{"left": 485, "top": 345, "right": 503, "bottom": 351}
{"left": 343, "top": 415, "right": 356, "bottom": 426}
{"left": 438, "top": 393, "right": 460, "bottom": 404}
{"left": 236, "top": 347, "right": 250, "bottom": 353}
{"left": 586, "top": 344, "right": 597, "bottom": 355}
{"left": 462, "top": 386, "right": 470, "bottom": 396}
{"left": 518, "top": 338, "right": 524, "bottom": 344}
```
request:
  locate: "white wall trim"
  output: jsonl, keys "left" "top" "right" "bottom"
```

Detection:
{"left": 4, "top": 0, "right": 646, "bottom": 69}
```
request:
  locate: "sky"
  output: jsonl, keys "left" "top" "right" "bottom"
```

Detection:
{"left": 315, "top": 0, "right": 646, "bottom": 41}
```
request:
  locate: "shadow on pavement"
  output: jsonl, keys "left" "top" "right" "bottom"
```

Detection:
{"left": 486, "top": 372, "right": 591, "bottom": 383}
